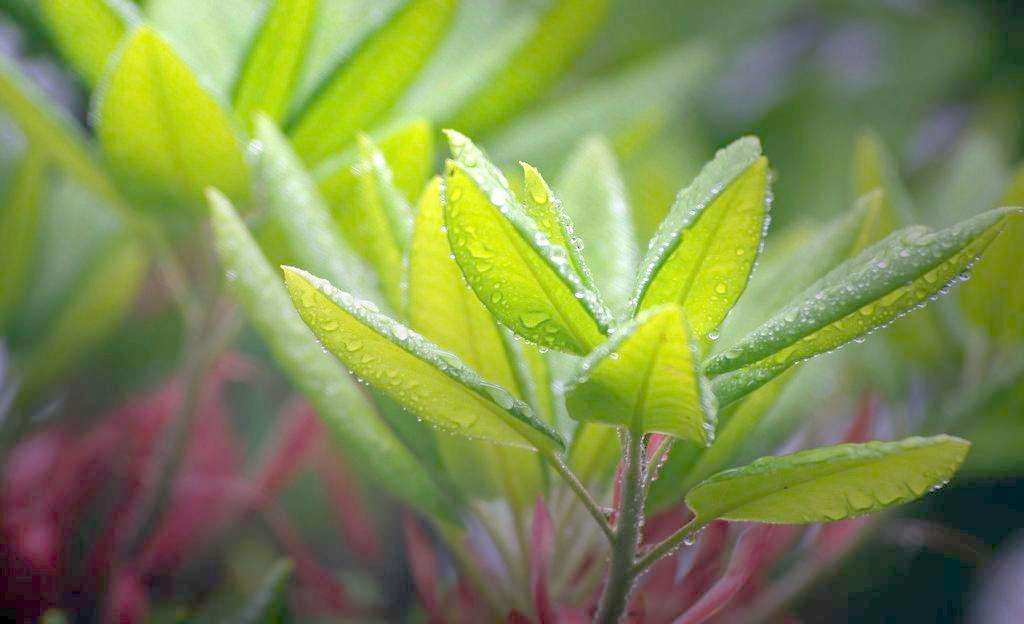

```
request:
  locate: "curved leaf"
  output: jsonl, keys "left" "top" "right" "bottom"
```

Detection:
{"left": 565, "top": 305, "right": 716, "bottom": 444}
{"left": 556, "top": 137, "right": 639, "bottom": 314}
{"left": 286, "top": 0, "right": 456, "bottom": 164}
{"left": 234, "top": 559, "right": 292, "bottom": 624}
{"left": 686, "top": 436, "right": 969, "bottom": 524}
{"left": 95, "top": 26, "right": 249, "bottom": 217}
{"left": 251, "top": 115, "right": 382, "bottom": 304}
{"left": 232, "top": 0, "right": 318, "bottom": 129}
{"left": 447, "top": 0, "right": 610, "bottom": 136}
{"left": 631, "top": 137, "right": 769, "bottom": 349}
{"left": 283, "top": 266, "right": 564, "bottom": 452}
{"left": 408, "top": 177, "right": 545, "bottom": 504}
{"left": 0, "top": 150, "right": 46, "bottom": 326}
{"left": 443, "top": 130, "right": 610, "bottom": 354}
{"left": 39, "top": 0, "right": 137, "bottom": 87}
{"left": 207, "top": 190, "right": 454, "bottom": 522}
{"left": 708, "top": 208, "right": 1019, "bottom": 405}
{"left": 960, "top": 166, "right": 1024, "bottom": 343}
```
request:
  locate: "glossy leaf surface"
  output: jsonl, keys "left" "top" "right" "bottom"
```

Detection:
{"left": 284, "top": 266, "right": 564, "bottom": 452}
{"left": 686, "top": 436, "right": 969, "bottom": 524}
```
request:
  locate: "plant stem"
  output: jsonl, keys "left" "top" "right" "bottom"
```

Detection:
{"left": 642, "top": 435, "right": 675, "bottom": 495}
{"left": 594, "top": 430, "right": 645, "bottom": 624}
{"left": 632, "top": 518, "right": 705, "bottom": 575}
{"left": 541, "top": 449, "right": 615, "bottom": 541}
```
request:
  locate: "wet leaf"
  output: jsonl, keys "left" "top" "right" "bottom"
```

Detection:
{"left": 408, "top": 177, "right": 545, "bottom": 504}
{"left": 443, "top": 130, "right": 610, "bottom": 354}
{"left": 39, "top": 0, "right": 137, "bottom": 87}
{"left": 565, "top": 305, "right": 716, "bottom": 444}
{"left": 207, "top": 190, "right": 454, "bottom": 521}
{"left": 95, "top": 26, "right": 249, "bottom": 217}
{"left": 252, "top": 115, "right": 382, "bottom": 305}
{"left": 631, "top": 137, "right": 770, "bottom": 349}
{"left": 283, "top": 266, "right": 565, "bottom": 452}
{"left": 686, "top": 436, "right": 969, "bottom": 524}
{"left": 232, "top": 0, "right": 318, "bottom": 130}
{"left": 960, "top": 166, "right": 1024, "bottom": 344}
{"left": 286, "top": 0, "right": 456, "bottom": 164}
{"left": 708, "top": 208, "right": 1019, "bottom": 405}
{"left": 556, "top": 137, "right": 639, "bottom": 315}
{"left": 447, "top": 0, "right": 610, "bottom": 136}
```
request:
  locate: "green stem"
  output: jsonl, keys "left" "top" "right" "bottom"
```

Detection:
{"left": 632, "top": 518, "right": 705, "bottom": 575}
{"left": 594, "top": 430, "right": 645, "bottom": 624}
{"left": 541, "top": 449, "right": 614, "bottom": 541}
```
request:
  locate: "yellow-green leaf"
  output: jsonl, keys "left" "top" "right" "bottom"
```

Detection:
{"left": 0, "top": 150, "right": 46, "bottom": 326}
{"left": 447, "top": 0, "right": 610, "bottom": 136}
{"left": 556, "top": 137, "right": 639, "bottom": 314}
{"left": 443, "top": 131, "right": 610, "bottom": 354}
{"left": 408, "top": 177, "right": 544, "bottom": 505}
{"left": 632, "top": 137, "right": 769, "bottom": 349}
{"left": 852, "top": 129, "right": 915, "bottom": 228}
{"left": 19, "top": 237, "right": 147, "bottom": 400}
{"left": 207, "top": 189, "right": 454, "bottom": 521}
{"left": 686, "top": 436, "right": 969, "bottom": 524}
{"left": 708, "top": 208, "right": 1019, "bottom": 406}
{"left": 565, "top": 305, "right": 715, "bottom": 443}
{"left": 960, "top": 165, "right": 1024, "bottom": 344}
{"left": 39, "top": 0, "right": 137, "bottom": 87}
{"left": 286, "top": 0, "right": 456, "bottom": 164}
{"left": 283, "top": 266, "right": 565, "bottom": 452}
{"left": 232, "top": 0, "right": 318, "bottom": 130}
{"left": 95, "top": 26, "right": 249, "bottom": 217}
{"left": 251, "top": 115, "right": 382, "bottom": 304}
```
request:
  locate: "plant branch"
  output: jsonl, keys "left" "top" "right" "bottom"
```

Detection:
{"left": 540, "top": 449, "right": 614, "bottom": 541}
{"left": 632, "top": 518, "right": 705, "bottom": 574}
{"left": 594, "top": 430, "right": 646, "bottom": 624}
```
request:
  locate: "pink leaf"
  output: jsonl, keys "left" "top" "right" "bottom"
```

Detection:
{"left": 531, "top": 497, "right": 557, "bottom": 623}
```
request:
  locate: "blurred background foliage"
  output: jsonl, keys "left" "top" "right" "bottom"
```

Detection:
{"left": 0, "top": 0, "right": 1022, "bottom": 622}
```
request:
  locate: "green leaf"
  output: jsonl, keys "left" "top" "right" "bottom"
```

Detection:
{"left": 234, "top": 559, "right": 292, "bottom": 624}
{"left": 852, "top": 129, "right": 916, "bottom": 227}
{"left": 283, "top": 265, "right": 565, "bottom": 452}
{"left": 286, "top": 0, "right": 457, "bottom": 164}
{"left": 251, "top": 114, "right": 382, "bottom": 305}
{"left": 443, "top": 130, "right": 610, "bottom": 354}
{"left": 316, "top": 118, "right": 434, "bottom": 211}
{"left": 207, "top": 189, "right": 454, "bottom": 522}
{"left": 39, "top": 0, "right": 137, "bottom": 87}
{"left": 708, "top": 208, "right": 1019, "bottom": 405}
{"left": 565, "top": 305, "right": 715, "bottom": 443}
{"left": 95, "top": 26, "right": 250, "bottom": 218}
{"left": 408, "top": 176, "right": 545, "bottom": 504}
{"left": 960, "top": 166, "right": 1024, "bottom": 344}
{"left": 231, "top": 0, "right": 318, "bottom": 130}
{"left": 686, "top": 436, "right": 969, "bottom": 524}
{"left": 556, "top": 137, "right": 639, "bottom": 315}
{"left": 19, "top": 237, "right": 147, "bottom": 400}
{"left": 447, "top": 0, "right": 610, "bottom": 136}
{"left": 631, "top": 137, "right": 770, "bottom": 349}
{"left": 0, "top": 150, "right": 46, "bottom": 326}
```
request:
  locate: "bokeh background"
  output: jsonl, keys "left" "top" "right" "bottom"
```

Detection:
{"left": 1, "top": 0, "right": 1022, "bottom": 622}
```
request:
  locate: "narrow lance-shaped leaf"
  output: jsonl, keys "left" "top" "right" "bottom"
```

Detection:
{"left": 232, "top": 0, "right": 318, "bottom": 130}
{"left": 443, "top": 130, "right": 611, "bottom": 354}
{"left": 408, "top": 177, "right": 545, "bottom": 504}
{"left": 286, "top": 0, "right": 457, "bottom": 164}
{"left": 207, "top": 189, "right": 454, "bottom": 522}
{"left": 39, "top": 0, "right": 138, "bottom": 87}
{"left": 686, "top": 436, "right": 969, "bottom": 525}
{"left": 251, "top": 114, "right": 382, "bottom": 305}
{"left": 708, "top": 208, "right": 1019, "bottom": 406}
{"left": 447, "top": 0, "right": 610, "bottom": 136}
{"left": 853, "top": 129, "right": 916, "bottom": 227}
{"left": 556, "top": 137, "right": 639, "bottom": 315}
{"left": 233, "top": 559, "right": 292, "bottom": 624}
{"left": 960, "top": 166, "right": 1024, "bottom": 343}
{"left": 631, "top": 137, "right": 770, "bottom": 350}
{"left": 19, "top": 237, "right": 147, "bottom": 401}
{"left": 566, "top": 305, "right": 716, "bottom": 444}
{"left": 283, "top": 266, "right": 565, "bottom": 452}
{"left": 95, "top": 26, "right": 249, "bottom": 218}
{"left": 0, "top": 150, "right": 46, "bottom": 326}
